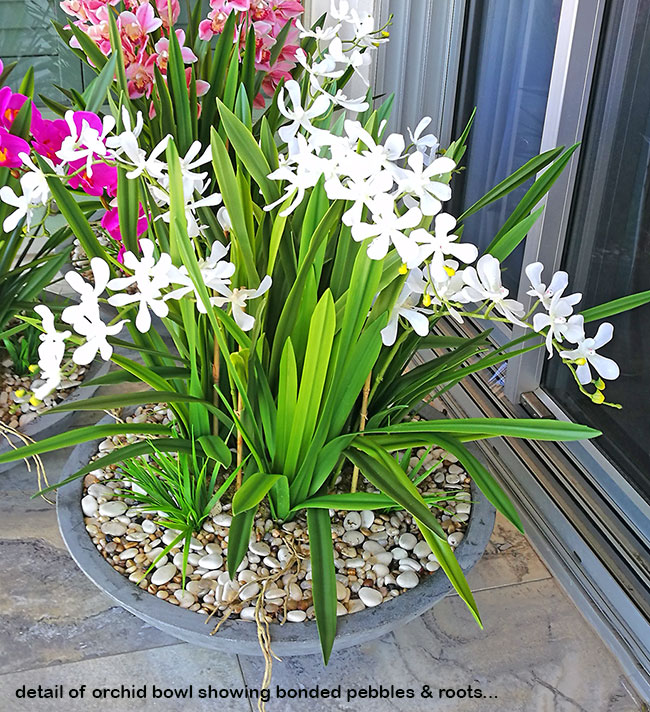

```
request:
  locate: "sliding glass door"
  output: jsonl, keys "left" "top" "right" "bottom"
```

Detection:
{"left": 542, "top": 0, "right": 650, "bottom": 504}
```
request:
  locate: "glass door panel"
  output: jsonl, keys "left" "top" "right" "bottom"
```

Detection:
{"left": 543, "top": 0, "right": 650, "bottom": 503}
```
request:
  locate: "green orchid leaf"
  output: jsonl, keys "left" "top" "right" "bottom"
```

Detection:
{"left": 232, "top": 473, "right": 284, "bottom": 515}
{"left": 307, "top": 508, "right": 338, "bottom": 665}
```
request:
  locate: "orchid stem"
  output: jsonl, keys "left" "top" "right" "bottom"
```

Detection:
{"left": 350, "top": 371, "right": 371, "bottom": 494}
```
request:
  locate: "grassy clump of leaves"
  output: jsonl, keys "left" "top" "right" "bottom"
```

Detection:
{"left": 116, "top": 439, "right": 241, "bottom": 585}
{"left": 2, "top": 323, "right": 41, "bottom": 377}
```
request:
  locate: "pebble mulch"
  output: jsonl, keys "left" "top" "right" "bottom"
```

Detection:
{"left": 81, "top": 406, "right": 473, "bottom": 624}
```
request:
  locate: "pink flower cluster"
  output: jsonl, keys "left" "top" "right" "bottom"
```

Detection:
{"left": 198, "top": 0, "right": 304, "bottom": 105}
{"left": 59, "top": 0, "right": 206, "bottom": 102}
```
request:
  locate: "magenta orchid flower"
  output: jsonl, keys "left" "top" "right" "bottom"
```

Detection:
{"left": 0, "top": 128, "right": 30, "bottom": 168}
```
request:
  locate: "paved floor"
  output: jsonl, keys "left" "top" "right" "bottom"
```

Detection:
{"left": 0, "top": 410, "right": 642, "bottom": 712}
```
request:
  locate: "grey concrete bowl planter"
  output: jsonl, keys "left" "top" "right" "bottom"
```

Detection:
{"left": 56, "top": 416, "right": 496, "bottom": 657}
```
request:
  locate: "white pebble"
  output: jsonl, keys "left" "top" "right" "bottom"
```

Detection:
{"left": 213, "top": 513, "right": 232, "bottom": 527}
{"left": 151, "top": 564, "right": 177, "bottom": 586}
{"left": 239, "top": 582, "right": 260, "bottom": 601}
{"left": 99, "top": 500, "right": 128, "bottom": 517}
{"left": 413, "top": 540, "right": 432, "bottom": 559}
{"left": 391, "top": 547, "right": 407, "bottom": 560}
{"left": 240, "top": 607, "right": 257, "bottom": 621}
{"left": 398, "top": 533, "right": 418, "bottom": 550}
{"left": 101, "top": 522, "right": 127, "bottom": 537}
{"left": 88, "top": 483, "right": 113, "bottom": 499}
{"left": 343, "top": 512, "right": 362, "bottom": 531}
{"left": 81, "top": 495, "right": 98, "bottom": 517}
{"left": 198, "top": 554, "right": 223, "bottom": 570}
{"left": 399, "top": 557, "right": 421, "bottom": 572}
{"left": 358, "top": 587, "right": 383, "bottom": 607}
{"left": 396, "top": 571, "right": 419, "bottom": 588}
{"left": 249, "top": 541, "right": 271, "bottom": 557}
{"left": 342, "top": 530, "right": 365, "bottom": 546}
{"left": 360, "top": 511, "right": 375, "bottom": 528}
{"left": 119, "top": 548, "right": 137, "bottom": 560}
{"left": 448, "top": 532, "right": 464, "bottom": 547}
{"left": 175, "top": 590, "right": 197, "bottom": 608}
{"left": 287, "top": 610, "right": 307, "bottom": 623}
{"left": 426, "top": 561, "right": 440, "bottom": 572}
{"left": 371, "top": 552, "right": 393, "bottom": 566}
{"left": 372, "top": 563, "right": 389, "bottom": 577}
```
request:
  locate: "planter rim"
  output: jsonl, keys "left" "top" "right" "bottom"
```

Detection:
{"left": 57, "top": 414, "right": 496, "bottom": 657}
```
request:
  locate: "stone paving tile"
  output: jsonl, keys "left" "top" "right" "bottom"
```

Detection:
{"left": 0, "top": 644, "right": 251, "bottom": 712}
{"left": 237, "top": 579, "right": 640, "bottom": 712}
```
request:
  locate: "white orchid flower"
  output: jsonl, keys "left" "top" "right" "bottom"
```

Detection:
{"left": 0, "top": 185, "right": 33, "bottom": 232}
{"left": 354, "top": 125, "right": 405, "bottom": 168}
{"left": 62, "top": 258, "right": 111, "bottom": 325}
{"left": 18, "top": 152, "right": 52, "bottom": 204}
{"left": 57, "top": 110, "right": 115, "bottom": 176}
{"left": 295, "top": 19, "right": 341, "bottom": 41}
{"left": 330, "top": 0, "right": 354, "bottom": 22}
{"left": 381, "top": 270, "right": 430, "bottom": 345}
{"left": 397, "top": 152, "right": 455, "bottom": 216}
{"left": 266, "top": 145, "right": 325, "bottom": 216}
{"left": 294, "top": 49, "right": 344, "bottom": 91}
{"left": 350, "top": 9, "right": 385, "bottom": 47}
{"left": 326, "top": 89, "right": 369, "bottom": 113}
{"left": 532, "top": 292, "right": 585, "bottom": 355}
{"left": 177, "top": 141, "right": 212, "bottom": 196}
{"left": 107, "top": 239, "right": 173, "bottom": 332}
{"left": 32, "top": 305, "right": 71, "bottom": 400}
{"left": 408, "top": 117, "right": 440, "bottom": 165}
{"left": 461, "top": 254, "right": 526, "bottom": 326}
{"left": 69, "top": 305, "right": 128, "bottom": 365}
{"left": 277, "top": 80, "right": 331, "bottom": 144}
{"left": 352, "top": 205, "right": 422, "bottom": 264}
{"left": 212, "top": 276, "right": 272, "bottom": 332}
{"left": 410, "top": 213, "right": 478, "bottom": 273}
{"left": 217, "top": 206, "right": 232, "bottom": 233}
{"left": 525, "top": 262, "right": 573, "bottom": 310}
{"left": 328, "top": 37, "right": 369, "bottom": 84}
{"left": 325, "top": 170, "right": 394, "bottom": 227}
{"left": 425, "top": 260, "right": 472, "bottom": 323}
{"left": 559, "top": 323, "right": 620, "bottom": 384}
{"left": 166, "top": 242, "right": 235, "bottom": 313}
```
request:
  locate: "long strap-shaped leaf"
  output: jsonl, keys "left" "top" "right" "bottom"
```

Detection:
{"left": 307, "top": 508, "right": 338, "bottom": 664}
{"left": 414, "top": 518, "right": 482, "bottom": 627}
{"left": 365, "top": 417, "right": 601, "bottom": 441}
{"left": 345, "top": 441, "right": 446, "bottom": 539}
{"left": 428, "top": 433, "right": 524, "bottom": 533}
{"left": 0, "top": 424, "right": 171, "bottom": 465}
{"left": 226, "top": 507, "right": 256, "bottom": 578}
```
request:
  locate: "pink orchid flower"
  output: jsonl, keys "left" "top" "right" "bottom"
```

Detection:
{"left": 272, "top": 0, "right": 304, "bottom": 21}
{"left": 119, "top": 3, "right": 162, "bottom": 45}
{"left": 126, "top": 49, "right": 156, "bottom": 98}
{"left": 0, "top": 128, "right": 30, "bottom": 168}
{"left": 155, "top": 0, "right": 180, "bottom": 29}
{"left": 154, "top": 29, "right": 197, "bottom": 72}
{"left": 68, "top": 158, "right": 117, "bottom": 197}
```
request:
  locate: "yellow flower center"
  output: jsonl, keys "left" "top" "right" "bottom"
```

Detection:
{"left": 398, "top": 264, "right": 408, "bottom": 275}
